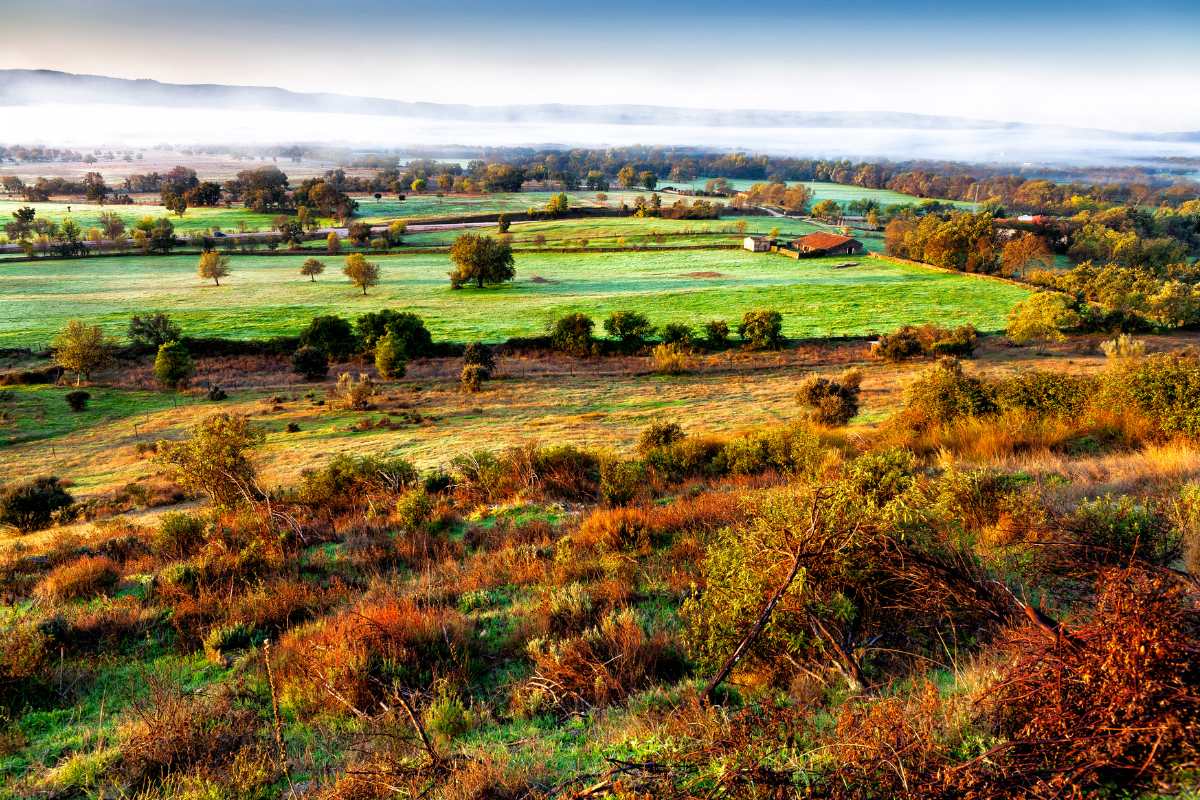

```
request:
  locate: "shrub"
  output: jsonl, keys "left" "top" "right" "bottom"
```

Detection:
{"left": 299, "top": 314, "right": 358, "bottom": 360}
{"left": 207, "top": 385, "right": 227, "bottom": 401}
{"left": 291, "top": 345, "right": 328, "bottom": 380}
{"left": 0, "top": 622, "right": 51, "bottom": 713}
{"left": 153, "top": 340, "right": 195, "bottom": 389}
{"left": 872, "top": 326, "right": 924, "bottom": 362}
{"left": 702, "top": 319, "right": 729, "bottom": 348}
{"left": 460, "top": 363, "right": 488, "bottom": 392}
{"left": 660, "top": 322, "right": 693, "bottom": 347}
{"left": 333, "top": 372, "right": 376, "bottom": 410}
{"left": 873, "top": 324, "right": 978, "bottom": 361}
{"left": 462, "top": 342, "right": 496, "bottom": 373}
{"left": 299, "top": 454, "right": 418, "bottom": 507}
{"left": 995, "top": 370, "right": 1093, "bottom": 418}
{"left": 550, "top": 313, "right": 595, "bottom": 357}
{"left": 374, "top": 331, "right": 407, "bottom": 379}
{"left": 637, "top": 420, "right": 685, "bottom": 454}
{"left": 1007, "top": 291, "right": 1082, "bottom": 344}
{"left": 650, "top": 343, "right": 693, "bottom": 374}
{"left": 1100, "top": 333, "right": 1146, "bottom": 360}
{"left": 797, "top": 368, "right": 862, "bottom": 426}
{"left": 901, "top": 357, "right": 997, "bottom": 427}
{"left": 1102, "top": 352, "right": 1200, "bottom": 438}
{"left": 394, "top": 487, "right": 434, "bottom": 529}
{"left": 1069, "top": 495, "right": 1179, "bottom": 565}
{"left": 128, "top": 312, "right": 182, "bottom": 350}
{"left": 155, "top": 414, "right": 264, "bottom": 508}
{"left": 533, "top": 445, "right": 601, "bottom": 502}
{"left": 598, "top": 456, "right": 644, "bottom": 506}
{"left": 929, "top": 324, "right": 979, "bottom": 357}
{"left": 153, "top": 512, "right": 206, "bottom": 559}
{"left": 202, "top": 622, "right": 254, "bottom": 664}
{"left": 737, "top": 309, "right": 784, "bottom": 350}
{"left": 35, "top": 555, "right": 120, "bottom": 602}
{"left": 64, "top": 390, "right": 90, "bottom": 412}
{"left": 0, "top": 477, "right": 74, "bottom": 532}
{"left": 603, "top": 310, "right": 654, "bottom": 347}
{"left": 355, "top": 310, "right": 433, "bottom": 356}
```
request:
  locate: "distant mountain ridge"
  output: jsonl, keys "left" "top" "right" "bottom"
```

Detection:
{"left": 0, "top": 68, "right": 1038, "bottom": 131}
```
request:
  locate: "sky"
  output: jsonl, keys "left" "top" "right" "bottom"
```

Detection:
{"left": 1, "top": 0, "right": 1199, "bottom": 132}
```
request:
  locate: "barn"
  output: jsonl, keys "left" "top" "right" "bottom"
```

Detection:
{"left": 742, "top": 235, "right": 772, "bottom": 252}
{"left": 791, "top": 232, "right": 865, "bottom": 256}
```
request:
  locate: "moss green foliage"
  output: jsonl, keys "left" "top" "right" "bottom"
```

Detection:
{"left": 551, "top": 312, "right": 596, "bottom": 356}
{"left": 290, "top": 345, "right": 328, "bottom": 380}
{"left": 374, "top": 331, "right": 407, "bottom": 379}
{"left": 153, "top": 340, "right": 195, "bottom": 389}
{"left": 155, "top": 413, "right": 264, "bottom": 507}
{"left": 298, "top": 314, "right": 358, "bottom": 360}
{"left": 1007, "top": 291, "right": 1083, "bottom": 344}
{"left": 0, "top": 476, "right": 73, "bottom": 531}
{"left": 603, "top": 310, "right": 655, "bottom": 346}
{"left": 797, "top": 368, "right": 863, "bottom": 426}
{"left": 737, "top": 309, "right": 784, "bottom": 350}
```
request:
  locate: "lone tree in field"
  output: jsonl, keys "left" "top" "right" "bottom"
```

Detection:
{"left": 448, "top": 233, "right": 515, "bottom": 289}
{"left": 52, "top": 320, "right": 115, "bottom": 385}
{"left": 198, "top": 251, "right": 230, "bottom": 286}
{"left": 300, "top": 258, "right": 325, "bottom": 282}
{"left": 155, "top": 413, "right": 264, "bottom": 507}
{"left": 343, "top": 253, "right": 380, "bottom": 295}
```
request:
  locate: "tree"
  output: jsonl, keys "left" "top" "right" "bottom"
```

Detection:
{"left": 355, "top": 310, "right": 432, "bottom": 356}
{"left": 811, "top": 199, "right": 841, "bottom": 222}
{"left": 198, "top": 251, "right": 230, "bottom": 286}
{"left": 551, "top": 313, "right": 595, "bottom": 357}
{"left": 148, "top": 218, "right": 177, "bottom": 254}
{"left": 0, "top": 477, "right": 73, "bottom": 532}
{"left": 1000, "top": 233, "right": 1054, "bottom": 277}
{"left": 374, "top": 332, "right": 407, "bottom": 379}
{"left": 155, "top": 413, "right": 265, "bottom": 507}
{"left": 1006, "top": 292, "right": 1082, "bottom": 344}
{"left": 129, "top": 312, "right": 181, "bottom": 350}
{"left": 163, "top": 192, "right": 188, "bottom": 217}
{"left": 300, "top": 315, "right": 359, "bottom": 360}
{"left": 411, "top": 178, "right": 427, "bottom": 193}
{"left": 300, "top": 258, "right": 325, "bottom": 282}
{"left": 52, "top": 320, "right": 114, "bottom": 385}
{"left": 544, "top": 193, "right": 569, "bottom": 217}
{"left": 387, "top": 220, "right": 407, "bottom": 245}
{"left": 343, "top": 253, "right": 381, "bottom": 295}
{"left": 496, "top": 214, "right": 510, "bottom": 234}
{"left": 326, "top": 232, "right": 341, "bottom": 254}
{"left": 603, "top": 311, "right": 655, "bottom": 347}
{"left": 154, "top": 341, "right": 195, "bottom": 389}
{"left": 292, "top": 345, "right": 329, "bottom": 380}
{"left": 639, "top": 171, "right": 657, "bottom": 191}
{"left": 738, "top": 309, "right": 784, "bottom": 350}
{"left": 448, "top": 233, "right": 515, "bottom": 289}
{"left": 617, "top": 165, "right": 637, "bottom": 189}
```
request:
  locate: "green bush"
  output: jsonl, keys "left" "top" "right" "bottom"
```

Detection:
{"left": 203, "top": 623, "right": 254, "bottom": 663}
{"left": 299, "top": 454, "right": 418, "bottom": 507}
{"left": 0, "top": 477, "right": 73, "bottom": 532}
{"left": 702, "top": 320, "right": 730, "bottom": 348}
{"left": 356, "top": 310, "right": 433, "bottom": 356}
{"left": 1102, "top": 352, "right": 1200, "bottom": 437}
{"left": 603, "top": 311, "right": 655, "bottom": 347}
{"left": 598, "top": 456, "right": 644, "bottom": 506}
{"left": 737, "top": 309, "right": 784, "bottom": 350}
{"left": 299, "top": 315, "right": 359, "bottom": 360}
{"left": 996, "top": 370, "right": 1093, "bottom": 417}
{"left": 874, "top": 324, "right": 977, "bottom": 361}
{"left": 64, "top": 390, "right": 90, "bottom": 412}
{"left": 660, "top": 323, "right": 694, "bottom": 347}
{"left": 873, "top": 326, "right": 924, "bottom": 362}
{"left": 153, "top": 340, "right": 195, "bottom": 389}
{"left": 291, "top": 345, "right": 328, "bottom": 380}
{"left": 374, "top": 331, "right": 407, "bottom": 379}
{"left": 637, "top": 420, "right": 685, "bottom": 455}
{"left": 1007, "top": 291, "right": 1082, "bottom": 344}
{"left": 154, "top": 512, "right": 206, "bottom": 559}
{"left": 902, "top": 358, "right": 997, "bottom": 427}
{"left": 395, "top": 487, "right": 434, "bottom": 529}
{"left": 1071, "top": 495, "right": 1179, "bottom": 565}
{"left": 550, "top": 313, "right": 596, "bottom": 357}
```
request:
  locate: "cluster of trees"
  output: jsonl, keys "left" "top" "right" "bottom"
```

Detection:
{"left": 884, "top": 211, "right": 1001, "bottom": 273}
{"left": 731, "top": 182, "right": 813, "bottom": 214}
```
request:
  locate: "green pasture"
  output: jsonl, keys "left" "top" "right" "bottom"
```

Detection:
{"left": 0, "top": 248, "right": 1028, "bottom": 347}
{"left": 658, "top": 178, "right": 975, "bottom": 209}
{"left": 354, "top": 190, "right": 651, "bottom": 222}
{"left": 0, "top": 199, "right": 292, "bottom": 235}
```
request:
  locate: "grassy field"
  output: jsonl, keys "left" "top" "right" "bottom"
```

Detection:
{"left": 0, "top": 199, "right": 294, "bottom": 235}
{"left": 0, "top": 248, "right": 1028, "bottom": 347}
{"left": 657, "top": 178, "right": 975, "bottom": 208}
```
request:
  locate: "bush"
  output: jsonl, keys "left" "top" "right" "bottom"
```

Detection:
{"left": 462, "top": 342, "right": 496, "bottom": 373}
{"left": 299, "top": 315, "right": 358, "bottom": 360}
{"left": 374, "top": 331, "right": 407, "bottom": 379}
{"left": 153, "top": 512, "right": 206, "bottom": 559}
{"left": 660, "top": 322, "right": 694, "bottom": 347}
{"left": 598, "top": 456, "right": 644, "bottom": 506}
{"left": 901, "top": 358, "right": 997, "bottom": 427}
{"left": 737, "top": 309, "right": 784, "bottom": 350}
{"left": 702, "top": 319, "right": 729, "bottom": 348}
{"left": 64, "top": 390, "right": 90, "bottom": 412}
{"left": 0, "top": 477, "right": 74, "bottom": 532}
{"left": 153, "top": 340, "right": 195, "bottom": 389}
{"left": 356, "top": 310, "right": 433, "bottom": 356}
{"left": 1102, "top": 352, "right": 1200, "bottom": 438}
{"left": 797, "top": 368, "right": 862, "bottom": 426}
{"left": 873, "top": 324, "right": 978, "bottom": 361}
{"left": 128, "top": 312, "right": 182, "bottom": 350}
{"left": 1070, "top": 495, "right": 1179, "bottom": 565}
{"left": 637, "top": 420, "right": 685, "bottom": 455}
{"left": 35, "top": 555, "right": 119, "bottom": 602}
{"left": 333, "top": 372, "right": 376, "bottom": 410}
{"left": 650, "top": 343, "right": 693, "bottom": 374}
{"left": 298, "top": 454, "right": 418, "bottom": 507}
{"left": 207, "top": 385, "right": 227, "bottom": 401}
{"left": 202, "top": 622, "right": 254, "bottom": 664}
{"left": 1007, "top": 291, "right": 1082, "bottom": 344}
{"left": 154, "top": 414, "right": 264, "bottom": 508}
{"left": 460, "top": 363, "right": 488, "bottom": 392}
{"left": 394, "top": 487, "right": 434, "bottom": 529}
{"left": 550, "top": 313, "right": 595, "bottom": 357}
{"left": 603, "top": 311, "right": 654, "bottom": 347}
{"left": 996, "top": 370, "right": 1093, "bottom": 418}
{"left": 291, "top": 345, "right": 328, "bottom": 380}
{"left": 872, "top": 326, "right": 924, "bottom": 362}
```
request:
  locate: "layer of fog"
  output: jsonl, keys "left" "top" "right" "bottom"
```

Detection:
{"left": 5, "top": 104, "right": 1200, "bottom": 167}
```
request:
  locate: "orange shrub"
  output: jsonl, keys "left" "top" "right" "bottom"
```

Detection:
{"left": 34, "top": 554, "right": 119, "bottom": 602}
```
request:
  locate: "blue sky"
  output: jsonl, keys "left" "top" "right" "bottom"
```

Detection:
{"left": 2, "top": 0, "right": 1198, "bottom": 130}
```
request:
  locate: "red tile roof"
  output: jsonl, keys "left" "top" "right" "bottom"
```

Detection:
{"left": 794, "top": 232, "right": 859, "bottom": 250}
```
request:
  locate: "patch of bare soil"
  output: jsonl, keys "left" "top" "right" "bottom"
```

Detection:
{"left": 679, "top": 271, "right": 726, "bottom": 278}
{"left": 528, "top": 275, "right": 557, "bottom": 284}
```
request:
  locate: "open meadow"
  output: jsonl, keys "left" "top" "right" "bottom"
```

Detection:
{"left": 0, "top": 248, "right": 1027, "bottom": 347}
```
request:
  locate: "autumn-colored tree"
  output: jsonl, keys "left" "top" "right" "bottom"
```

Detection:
{"left": 300, "top": 258, "right": 325, "bottom": 282}
{"left": 52, "top": 320, "right": 115, "bottom": 385}
{"left": 326, "top": 231, "right": 341, "bottom": 255}
{"left": 343, "top": 252, "right": 381, "bottom": 295}
{"left": 155, "top": 413, "right": 264, "bottom": 507}
{"left": 198, "top": 251, "right": 230, "bottom": 286}
{"left": 1000, "top": 233, "right": 1054, "bottom": 277}
{"left": 617, "top": 165, "right": 637, "bottom": 189}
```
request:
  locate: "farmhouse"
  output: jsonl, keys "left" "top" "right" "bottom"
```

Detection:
{"left": 791, "top": 232, "right": 865, "bottom": 256}
{"left": 742, "top": 235, "right": 772, "bottom": 252}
